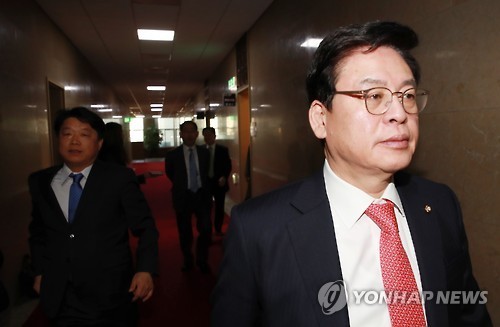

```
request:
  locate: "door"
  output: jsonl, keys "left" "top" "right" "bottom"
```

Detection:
{"left": 237, "top": 88, "right": 251, "bottom": 201}
{"left": 47, "top": 81, "right": 65, "bottom": 165}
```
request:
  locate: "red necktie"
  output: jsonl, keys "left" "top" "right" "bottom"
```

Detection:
{"left": 365, "top": 200, "right": 426, "bottom": 327}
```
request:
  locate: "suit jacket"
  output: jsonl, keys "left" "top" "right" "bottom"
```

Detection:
{"left": 211, "top": 171, "right": 491, "bottom": 326}
{"left": 210, "top": 143, "right": 232, "bottom": 192}
{"left": 165, "top": 144, "right": 210, "bottom": 211}
{"left": 28, "top": 160, "right": 159, "bottom": 318}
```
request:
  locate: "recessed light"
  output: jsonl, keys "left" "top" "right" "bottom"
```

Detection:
{"left": 137, "top": 29, "right": 175, "bottom": 41}
{"left": 300, "top": 38, "right": 323, "bottom": 48}
{"left": 147, "top": 85, "right": 166, "bottom": 91}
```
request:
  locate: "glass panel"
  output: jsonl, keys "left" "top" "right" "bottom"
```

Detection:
{"left": 130, "top": 130, "right": 144, "bottom": 142}
{"left": 129, "top": 118, "right": 144, "bottom": 142}
{"left": 158, "top": 117, "right": 175, "bottom": 129}
{"left": 159, "top": 130, "right": 175, "bottom": 147}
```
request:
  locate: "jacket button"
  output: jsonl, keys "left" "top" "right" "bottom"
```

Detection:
{"left": 69, "top": 234, "right": 75, "bottom": 239}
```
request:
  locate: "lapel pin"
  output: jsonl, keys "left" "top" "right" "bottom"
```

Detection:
{"left": 424, "top": 205, "right": 432, "bottom": 213}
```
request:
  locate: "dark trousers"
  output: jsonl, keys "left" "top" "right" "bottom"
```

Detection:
{"left": 209, "top": 179, "right": 227, "bottom": 233}
{"left": 51, "top": 283, "right": 137, "bottom": 327}
{"left": 175, "top": 190, "right": 212, "bottom": 266}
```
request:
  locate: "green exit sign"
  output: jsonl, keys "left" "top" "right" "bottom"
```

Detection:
{"left": 227, "top": 76, "right": 237, "bottom": 91}
{"left": 124, "top": 117, "right": 131, "bottom": 123}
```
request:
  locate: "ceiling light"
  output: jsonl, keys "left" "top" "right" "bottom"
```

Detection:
{"left": 209, "top": 103, "right": 220, "bottom": 107}
{"left": 151, "top": 108, "right": 162, "bottom": 112}
{"left": 147, "top": 85, "right": 166, "bottom": 91}
{"left": 152, "top": 115, "right": 161, "bottom": 118}
{"left": 300, "top": 38, "right": 323, "bottom": 48}
{"left": 91, "top": 104, "right": 107, "bottom": 109}
{"left": 137, "top": 29, "right": 175, "bottom": 41}
{"left": 112, "top": 115, "right": 123, "bottom": 118}
{"left": 98, "top": 108, "right": 113, "bottom": 112}
{"left": 150, "top": 103, "right": 163, "bottom": 108}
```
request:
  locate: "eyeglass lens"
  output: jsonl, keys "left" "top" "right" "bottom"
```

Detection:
{"left": 365, "top": 88, "right": 428, "bottom": 114}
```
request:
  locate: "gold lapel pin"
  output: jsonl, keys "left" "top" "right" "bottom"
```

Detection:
{"left": 424, "top": 205, "right": 432, "bottom": 213}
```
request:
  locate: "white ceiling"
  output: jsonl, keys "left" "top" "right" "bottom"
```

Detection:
{"left": 34, "top": 0, "right": 274, "bottom": 117}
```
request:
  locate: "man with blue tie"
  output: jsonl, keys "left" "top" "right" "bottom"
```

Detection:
{"left": 28, "top": 107, "right": 159, "bottom": 326}
{"left": 165, "top": 121, "right": 212, "bottom": 273}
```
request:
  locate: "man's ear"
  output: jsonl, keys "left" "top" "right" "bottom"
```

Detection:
{"left": 308, "top": 100, "right": 328, "bottom": 139}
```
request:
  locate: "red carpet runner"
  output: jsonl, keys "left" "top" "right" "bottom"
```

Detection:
{"left": 23, "top": 160, "right": 226, "bottom": 326}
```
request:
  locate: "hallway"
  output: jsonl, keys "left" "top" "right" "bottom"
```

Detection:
{"left": 0, "top": 0, "right": 498, "bottom": 324}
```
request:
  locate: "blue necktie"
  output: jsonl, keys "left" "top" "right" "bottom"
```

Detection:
{"left": 68, "top": 173, "right": 83, "bottom": 223}
{"left": 189, "top": 148, "right": 199, "bottom": 192}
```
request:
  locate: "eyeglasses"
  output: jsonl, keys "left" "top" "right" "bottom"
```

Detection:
{"left": 334, "top": 87, "right": 429, "bottom": 115}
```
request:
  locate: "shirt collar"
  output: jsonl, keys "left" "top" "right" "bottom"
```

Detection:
{"left": 323, "top": 160, "right": 403, "bottom": 229}
{"left": 60, "top": 164, "right": 93, "bottom": 184}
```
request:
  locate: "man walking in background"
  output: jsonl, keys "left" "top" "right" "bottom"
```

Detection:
{"left": 165, "top": 121, "right": 212, "bottom": 273}
{"left": 202, "top": 127, "right": 232, "bottom": 236}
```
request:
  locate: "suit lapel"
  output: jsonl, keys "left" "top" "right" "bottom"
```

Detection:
{"left": 287, "top": 172, "right": 350, "bottom": 326}
{"left": 71, "top": 161, "right": 103, "bottom": 225}
{"left": 396, "top": 174, "right": 447, "bottom": 326}
{"left": 39, "top": 166, "right": 67, "bottom": 224}
{"left": 177, "top": 146, "right": 188, "bottom": 179}
{"left": 196, "top": 145, "right": 208, "bottom": 182}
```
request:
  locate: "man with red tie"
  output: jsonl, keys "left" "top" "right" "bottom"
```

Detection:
{"left": 211, "top": 21, "right": 491, "bottom": 326}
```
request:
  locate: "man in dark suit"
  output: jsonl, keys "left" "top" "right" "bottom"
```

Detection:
{"left": 211, "top": 21, "right": 492, "bottom": 326}
{"left": 202, "top": 127, "right": 232, "bottom": 236}
{"left": 165, "top": 121, "right": 212, "bottom": 273}
{"left": 28, "top": 107, "right": 159, "bottom": 326}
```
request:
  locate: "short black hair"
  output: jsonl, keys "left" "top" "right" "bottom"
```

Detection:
{"left": 53, "top": 106, "right": 106, "bottom": 139}
{"left": 306, "top": 21, "right": 420, "bottom": 109}
{"left": 180, "top": 120, "right": 198, "bottom": 131}
{"left": 202, "top": 127, "right": 216, "bottom": 135}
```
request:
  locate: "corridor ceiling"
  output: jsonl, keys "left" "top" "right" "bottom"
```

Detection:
{"left": 35, "top": 0, "right": 274, "bottom": 118}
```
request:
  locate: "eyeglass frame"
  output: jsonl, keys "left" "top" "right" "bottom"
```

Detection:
{"left": 333, "top": 87, "right": 430, "bottom": 115}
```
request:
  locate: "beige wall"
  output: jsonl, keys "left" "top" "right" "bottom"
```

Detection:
{"left": 0, "top": 0, "right": 124, "bottom": 319}
{"left": 203, "top": 0, "right": 498, "bottom": 323}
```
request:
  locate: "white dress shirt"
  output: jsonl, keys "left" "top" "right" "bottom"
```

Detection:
{"left": 51, "top": 164, "right": 92, "bottom": 221}
{"left": 323, "top": 161, "right": 426, "bottom": 326}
